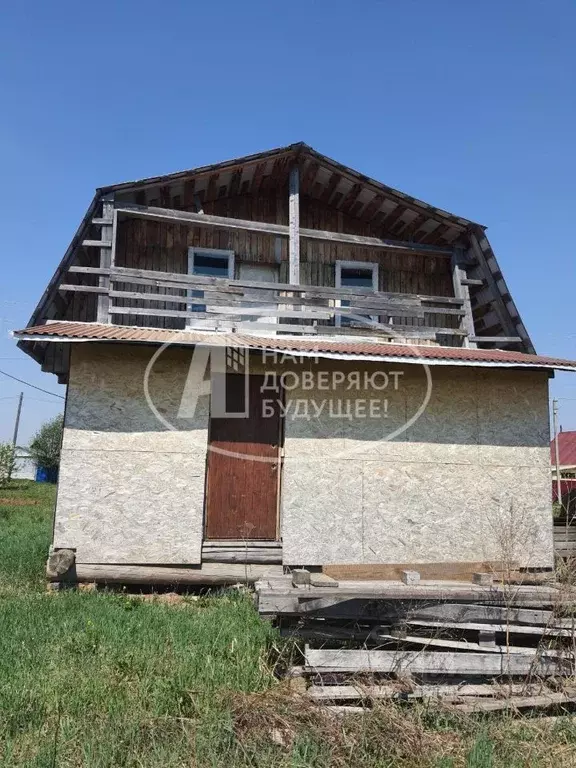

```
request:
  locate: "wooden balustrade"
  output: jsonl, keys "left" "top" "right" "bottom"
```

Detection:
{"left": 62, "top": 265, "right": 468, "bottom": 341}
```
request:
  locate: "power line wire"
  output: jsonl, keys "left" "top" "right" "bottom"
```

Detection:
{"left": 0, "top": 369, "right": 65, "bottom": 400}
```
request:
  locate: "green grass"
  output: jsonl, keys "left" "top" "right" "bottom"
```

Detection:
{"left": 2, "top": 481, "right": 576, "bottom": 767}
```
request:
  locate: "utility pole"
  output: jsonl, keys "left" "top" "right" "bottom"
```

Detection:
{"left": 12, "top": 391, "right": 23, "bottom": 448}
{"left": 7, "top": 392, "right": 23, "bottom": 484}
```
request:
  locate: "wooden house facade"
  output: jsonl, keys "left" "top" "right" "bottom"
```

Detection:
{"left": 14, "top": 143, "right": 576, "bottom": 585}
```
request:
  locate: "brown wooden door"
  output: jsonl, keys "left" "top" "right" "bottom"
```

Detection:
{"left": 205, "top": 374, "right": 281, "bottom": 540}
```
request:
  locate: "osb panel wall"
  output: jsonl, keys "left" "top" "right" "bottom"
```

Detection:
{"left": 280, "top": 363, "right": 553, "bottom": 568}
{"left": 55, "top": 344, "right": 209, "bottom": 564}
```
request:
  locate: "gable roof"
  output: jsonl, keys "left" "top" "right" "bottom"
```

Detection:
{"left": 102, "top": 142, "right": 479, "bottom": 241}
{"left": 551, "top": 431, "right": 576, "bottom": 468}
{"left": 22, "top": 142, "right": 534, "bottom": 354}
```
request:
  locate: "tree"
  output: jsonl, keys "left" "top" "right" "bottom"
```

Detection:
{"left": 29, "top": 415, "right": 64, "bottom": 471}
{"left": 0, "top": 443, "right": 17, "bottom": 487}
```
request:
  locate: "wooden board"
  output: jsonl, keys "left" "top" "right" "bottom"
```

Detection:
{"left": 307, "top": 683, "right": 540, "bottom": 701}
{"left": 323, "top": 561, "right": 510, "bottom": 582}
{"left": 304, "top": 649, "right": 571, "bottom": 676}
{"left": 407, "top": 619, "right": 576, "bottom": 637}
{"left": 205, "top": 374, "right": 281, "bottom": 540}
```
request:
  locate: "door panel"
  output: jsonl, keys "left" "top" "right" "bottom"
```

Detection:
{"left": 205, "top": 374, "right": 281, "bottom": 540}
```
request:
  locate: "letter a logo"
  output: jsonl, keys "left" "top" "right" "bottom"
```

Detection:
{"left": 177, "top": 345, "right": 250, "bottom": 419}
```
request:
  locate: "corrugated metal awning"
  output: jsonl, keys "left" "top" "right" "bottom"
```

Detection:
{"left": 13, "top": 321, "right": 576, "bottom": 372}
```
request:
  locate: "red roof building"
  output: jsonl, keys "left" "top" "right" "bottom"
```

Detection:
{"left": 551, "top": 431, "right": 576, "bottom": 503}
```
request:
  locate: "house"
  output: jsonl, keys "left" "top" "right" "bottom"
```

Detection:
{"left": 551, "top": 430, "right": 576, "bottom": 512}
{"left": 13, "top": 143, "right": 576, "bottom": 585}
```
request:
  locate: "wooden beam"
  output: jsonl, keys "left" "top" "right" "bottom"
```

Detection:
{"left": 300, "top": 160, "right": 320, "bottom": 192}
{"left": 451, "top": 691, "right": 576, "bottom": 714}
{"left": 54, "top": 563, "right": 283, "bottom": 586}
{"left": 227, "top": 169, "right": 242, "bottom": 198}
{"left": 102, "top": 265, "right": 465, "bottom": 307}
{"left": 395, "top": 213, "right": 427, "bottom": 237}
{"left": 59, "top": 284, "right": 107, "bottom": 294}
{"left": 407, "top": 619, "right": 575, "bottom": 637}
{"left": 451, "top": 247, "right": 476, "bottom": 348}
{"left": 96, "top": 196, "right": 114, "bottom": 323}
{"left": 405, "top": 603, "right": 558, "bottom": 626}
{"left": 205, "top": 172, "right": 219, "bottom": 201}
{"left": 320, "top": 172, "right": 342, "bottom": 204}
{"left": 201, "top": 550, "right": 282, "bottom": 564}
{"left": 82, "top": 239, "right": 112, "bottom": 248}
{"left": 183, "top": 179, "right": 195, "bottom": 209}
{"left": 67, "top": 266, "right": 111, "bottom": 275}
{"left": 468, "top": 232, "right": 519, "bottom": 340}
{"left": 377, "top": 633, "right": 536, "bottom": 655}
{"left": 307, "top": 682, "right": 538, "bottom": 702}
{"left": 115, "top": 203, "right": 454, "bottom": 256}
{"left": 417, "top": 221, "right": 451, "bottom": 245}
{"left": 339, "top": 182, "right": 363, "bottom": 214}
{"left": 304, "top": 649, "right": 568, "bottom": 676}
{"left": 288, "top": 165, "right": 300, "bottom": 284}
{"left": 360, "top": 194, "right": 385, "bottom": 223}
{"left": 380, "top": 204, "right": 409, "bottom": 231}
{"left": 470, "top": 336, "right": 522, "bottom": 344}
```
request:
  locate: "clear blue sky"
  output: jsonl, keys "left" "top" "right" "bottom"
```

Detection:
{"left": 1, "top": 0, "right": 575, "bottom": 444}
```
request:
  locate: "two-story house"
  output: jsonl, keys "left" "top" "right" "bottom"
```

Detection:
{"left": 14, "top": 143, "right": 576, "bottom": 585}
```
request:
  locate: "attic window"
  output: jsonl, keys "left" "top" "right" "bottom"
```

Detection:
{"left": 187, "top": 248, "right": 235, "bottom": 317}
{"left": 335, "top": 261, "right": 379, "bottom": 326}
{"left": 189, "top": 248, "right": 234, "bottom": 278}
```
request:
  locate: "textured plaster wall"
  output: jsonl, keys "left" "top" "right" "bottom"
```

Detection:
{"left": 55, "top": 344, "right": 209, "bottom": 563}
{"left": 280, "top": 362, "right": 553, "bottom": 568}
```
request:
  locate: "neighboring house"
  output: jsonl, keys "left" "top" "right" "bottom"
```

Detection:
{"left": 13, "top": 142, "right": 576, "bottom": 584}
{"left": 13, "top": 449, "right": 36, "bottom": 481}
{"left": 551, "top": 430, "right": 576, "bottom": 513}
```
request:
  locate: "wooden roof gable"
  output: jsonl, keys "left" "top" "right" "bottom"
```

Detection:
{"left": 104, "top": 142, "right": 478, "bottom": 248}
{"left": 20, "top": 143, "right": 535, "bottom": 356}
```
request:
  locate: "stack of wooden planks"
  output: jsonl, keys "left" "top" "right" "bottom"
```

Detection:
{"left": 258, "top": 579, "right": 576, "bottom": 713}
{"left": 554, "top": 525, "right": 576, "bottom": 560}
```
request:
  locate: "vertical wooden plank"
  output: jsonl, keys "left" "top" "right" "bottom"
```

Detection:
{"left": 452, "top": 246, "right": 476, "bottom": 348}
{"left": 96, "top": 194, "right": 114, "bottom": 323}
{"left": 289, "top": 166, "right": 300, "bottom": 284}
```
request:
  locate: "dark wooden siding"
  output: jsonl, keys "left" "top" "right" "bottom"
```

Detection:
{"left": 109, "top": 193, "right": 453, "bottom": 329}
{"left": 62, "top": 190, "right": 453, "bottom": 326}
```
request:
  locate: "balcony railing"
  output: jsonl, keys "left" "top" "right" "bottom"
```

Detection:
{"left": 62, "top": 265, "right": 468, "bottom": 342}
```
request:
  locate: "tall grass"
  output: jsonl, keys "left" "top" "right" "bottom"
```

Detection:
{"left": 0, "top": 481, "right": 55, "bottom": 591}
{"left": 1, "top": 481, "right": 576, "bottom": 766}
{"left": 0, "top": 482, "right": 279, "bottom": 766}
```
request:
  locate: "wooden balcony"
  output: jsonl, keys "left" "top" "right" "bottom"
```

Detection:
{"left": 54, "top": 200, "right": 522, "bottom": 348}
{"left": 62, "top": 264, "right": 472, "bottom": 344}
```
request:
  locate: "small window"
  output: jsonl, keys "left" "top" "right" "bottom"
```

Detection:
{"left": 188, "top": 248, "right": 234, "bottom": 316}
{"left": 190, "top": 251, "right": 233, "bottom": 278}
{"left": 335, "top": 261, "right": 378, "bottom": 326}
{"left": 339, "top": 266, "right": 376, "bottom": 289}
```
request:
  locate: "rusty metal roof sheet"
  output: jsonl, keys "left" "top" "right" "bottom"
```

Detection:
{"left": 13, "top": 321, "right": 576, "bottom": 372}
{"left": 13, "top": 321, "right": 233, "bottom": 345}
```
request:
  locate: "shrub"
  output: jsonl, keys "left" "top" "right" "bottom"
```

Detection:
{"left": 0, "top": 443, "right": 17, "bottom": 487}
{"left": 28, "top": 415, "right": 64, "bottom": 471}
